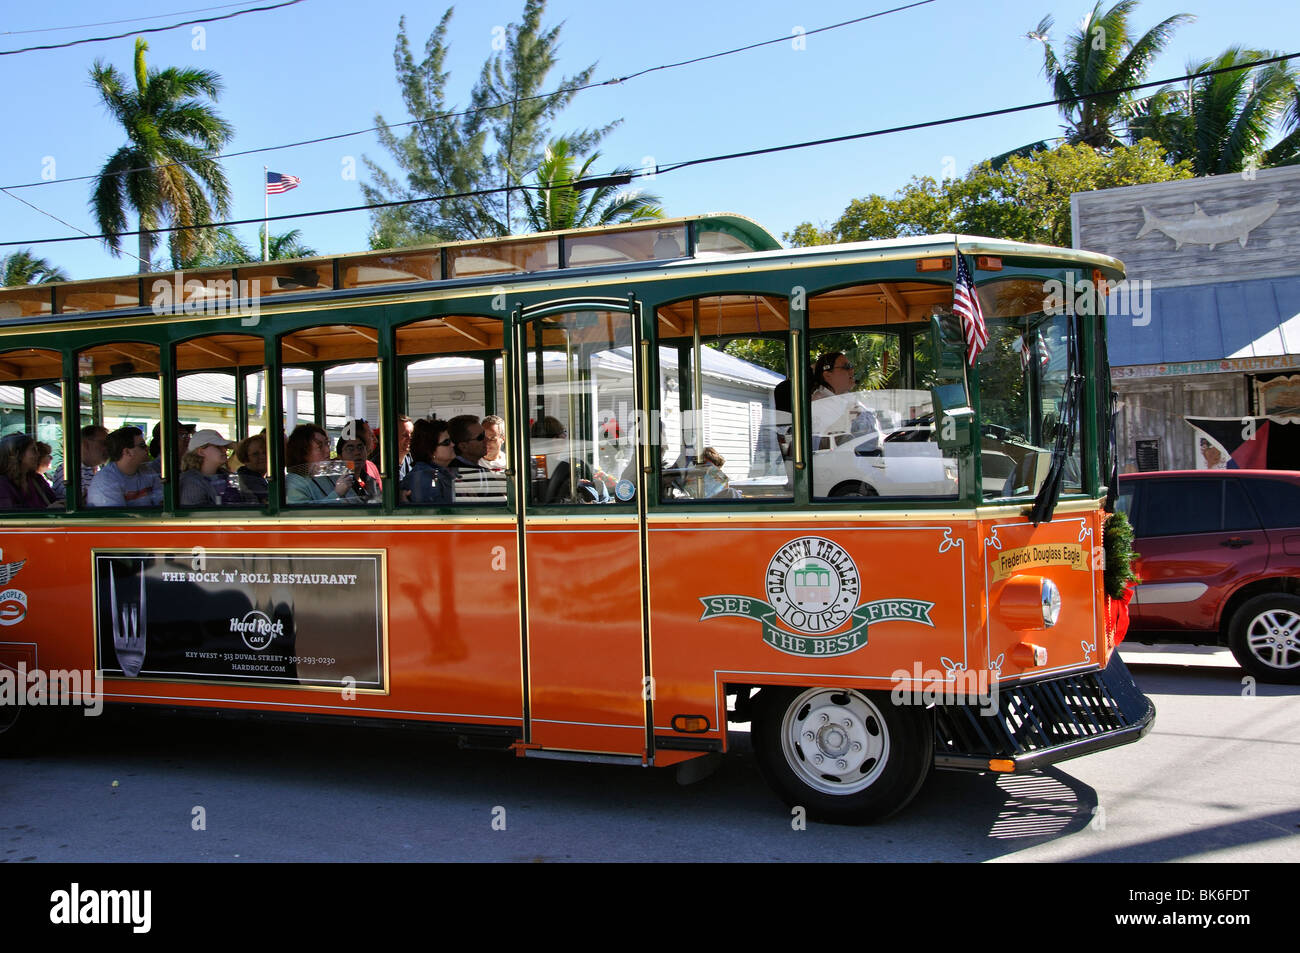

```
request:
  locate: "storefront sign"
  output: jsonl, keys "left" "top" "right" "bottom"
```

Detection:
{"left": 1113, "top": 356, "right": 1300, "bottom": 379}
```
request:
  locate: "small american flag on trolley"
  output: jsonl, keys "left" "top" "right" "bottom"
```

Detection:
{"left": 1017, "top": 332, "right": 1051, "bottom": 371}
{"left": 265, "top": 172, "right": 301, "bottom": 194}
{"left": 952, "top": 253, "right": 988, "bottom": 364}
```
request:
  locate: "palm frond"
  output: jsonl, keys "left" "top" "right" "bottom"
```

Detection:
{"left": 87, "top": 39, "right": 233, "bottom": 271}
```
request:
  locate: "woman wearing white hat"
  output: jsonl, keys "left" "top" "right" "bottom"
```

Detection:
{"left": 179, "top": 429, "right": 240, "bottom": 506}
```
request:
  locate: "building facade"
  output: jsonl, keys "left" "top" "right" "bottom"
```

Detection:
{"left": 1072, "top": 164, "right": 1300, "bottom": 472}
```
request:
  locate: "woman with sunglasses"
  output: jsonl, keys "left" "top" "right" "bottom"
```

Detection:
{"left": 810, "top": 352, "right": 857, "bottom": 401}
{"left": 401, "top": 417, "right": 456, "bottom": 505}
{"left": 809, "top": 350, "right": 882, "bottom": 445}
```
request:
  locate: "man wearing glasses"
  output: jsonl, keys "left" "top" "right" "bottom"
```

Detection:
{"left": 447, "top": 415, "right": 507, "bottom": 503}
{"left": 87, "top": 427, "right": 163, "bottom": 508}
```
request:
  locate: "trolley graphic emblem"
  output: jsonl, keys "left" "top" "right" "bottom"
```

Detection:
{"left": 699, "top": 536, "right": 935, "bottom": 658}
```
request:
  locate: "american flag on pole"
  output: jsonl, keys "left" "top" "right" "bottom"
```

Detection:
{"left": 265, "top": 172, "right": 300, "bottom": 195}
{"left": 953, "top": 253, "right": 988, "bottom": 364}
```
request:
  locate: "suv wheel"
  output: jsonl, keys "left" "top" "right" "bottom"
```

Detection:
{"left": 1228, "top": 593, "right": 1300, "bottom": 684}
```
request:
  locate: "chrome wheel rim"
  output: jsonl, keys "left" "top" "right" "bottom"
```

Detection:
{"left": 780, "top": 689, "right": 889, "bottom": 795}
{"left": 1246, "top": 608, "right": 1300, "bottom": 671}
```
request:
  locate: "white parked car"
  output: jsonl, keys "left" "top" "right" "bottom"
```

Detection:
{"left": 812, "top": 425, "right": 958, "bottom": 498}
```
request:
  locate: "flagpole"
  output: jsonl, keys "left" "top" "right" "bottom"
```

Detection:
{"left": 263, "top": 165, "right": 270, "bottom": 262}
{"left": 955, "top": 239, "right": 972, "bottom": 399}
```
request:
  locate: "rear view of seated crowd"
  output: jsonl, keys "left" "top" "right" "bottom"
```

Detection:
{"left": 0, "top": 413, "right": 510, "bottom": 510}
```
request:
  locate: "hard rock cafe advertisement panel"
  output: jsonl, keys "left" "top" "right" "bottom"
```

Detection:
{"left": 93, "top": 550, "right": 385, "bottom": 690}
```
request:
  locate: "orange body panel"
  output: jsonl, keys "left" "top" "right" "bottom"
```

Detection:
{"left": 1, "top": 522, "right": 523, "bottom": 731}
{"left": 522, "top": 522, "right": 647, "bottom": 754}
{"left": 0, "top": 506, "right": 1111, "bottom": 759}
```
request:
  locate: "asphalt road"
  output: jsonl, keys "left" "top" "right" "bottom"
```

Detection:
{"left": 1, "top": 645, "right": 1297, "bottom": 863}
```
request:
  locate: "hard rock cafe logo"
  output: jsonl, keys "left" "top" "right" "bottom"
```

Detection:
{"left": 229, "top": 610, "right": 284, "bottom": 651}
{"left": 699, "top": 536, "right": 934, "bottom": 658}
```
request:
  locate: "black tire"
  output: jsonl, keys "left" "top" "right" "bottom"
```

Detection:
{"left": 751, "top": 686, "right": 932, "bottom": 824}
{"left": 827, "top": 481, "right": 878, "bottom": 499}
{"left": 1228, "top": 593, "right": 1300, "bottom": 684}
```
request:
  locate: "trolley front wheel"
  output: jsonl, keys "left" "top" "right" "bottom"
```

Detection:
{"left": 752, "top": 686, "right": 931, "bottom": 824}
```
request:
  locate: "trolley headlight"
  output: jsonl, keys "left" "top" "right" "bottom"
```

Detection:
{"left": 1041, "top": 578, "right": 1061, "bottom": 628}
{"left": 996, "top": 574, "right": 1062, "bottom": 630}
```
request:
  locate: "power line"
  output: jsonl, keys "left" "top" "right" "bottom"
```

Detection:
{"left": 0, "top": 187, "right": 152, "bottom": 269}
{"left": 2, "top": 3, "right": 282, "bottom": 37}
{"left": 0, "top": 0, "right": 932, "bottom": 190}
{"left": 605, "top": 0, "right": 934, "bottom": 85}
{"left": 0, "top": 0, "right": 306, "bottom": 56}
{"left": 655, "top": 51, "right": 1300, "bottom": 175}
{"left": 1, "top": 51, "right": 1294, "bottom": 251}
{"left": 0, "top": 188, "right": 154, "bottom": 269}
{"left": 0, "top": 183, "right": 520, "bottom": 249}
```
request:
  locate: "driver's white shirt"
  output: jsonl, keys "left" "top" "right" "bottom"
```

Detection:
{"left": 811, "top": 388, "right": 881, "bottom": 440}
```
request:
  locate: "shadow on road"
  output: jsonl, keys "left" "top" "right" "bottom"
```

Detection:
{"left": 0, "top": 710, "right": 1147, "bottom": 861}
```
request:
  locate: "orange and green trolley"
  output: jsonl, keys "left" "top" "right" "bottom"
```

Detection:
{"left": 0, "top": 214, "right": 1153, "bottom": 821}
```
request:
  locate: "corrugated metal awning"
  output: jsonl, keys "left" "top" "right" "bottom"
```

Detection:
{"left": 1108, "top": 274, "right": 1300, "bottom": 366}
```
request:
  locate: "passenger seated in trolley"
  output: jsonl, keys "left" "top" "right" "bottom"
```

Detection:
{"left": 481, "top": 414, "right": 507, "bottom": 472}
{"left": 232, "top": 431, "right": 269, "bottom": 503}
{"left": 401, "top": 417, "right": 456, "bottom": 505}
{"left": 178, "top": 430, "right": 243, "bottom": 506}
{"left": 49, "top": 424, "right": 109, "bottom": 505}
{"left": 0, "top": 433, "right": 59, "bottom": 510}
{"left": 142, "top": 420, "right": 195, "bottom": 476}
{"left": 447, "top": 415, "right": 507, "bottom": 503}
{"left": 531, "top": 415, "right": 616, "bottom": 503}
{"left": 87, "top": 427, "right": 163, "bottom": 508}
{"left": 336, "top": 424, "right": 382, "bottom": 501}
{"left": 284, "top": 424, "right": 360, "bottom": 504}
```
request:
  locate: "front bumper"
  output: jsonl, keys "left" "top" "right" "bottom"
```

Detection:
{"left": 932, "top": 656, "right": 1155, "bottom": 772}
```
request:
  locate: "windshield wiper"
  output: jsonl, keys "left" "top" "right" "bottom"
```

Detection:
{"left": 1029, "top": 314, "right": 1082, "bottom": 525}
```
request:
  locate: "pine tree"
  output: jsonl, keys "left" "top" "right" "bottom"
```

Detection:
{"left": 362, "top": 1, "right": 617, "bottom": 245}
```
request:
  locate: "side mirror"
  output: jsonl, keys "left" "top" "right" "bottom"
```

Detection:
{"left": 929, "top": 313, "right": 975, "bottom": 452}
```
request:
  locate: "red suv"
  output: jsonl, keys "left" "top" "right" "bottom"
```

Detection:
{"left": 1118, "top": 470, "right": 1300, "bottom": 683}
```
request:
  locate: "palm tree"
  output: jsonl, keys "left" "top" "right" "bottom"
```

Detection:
{"left": 1128, "top": 49, "right": 1298, "bottom": 174}
{"left": 169, "top": 226, "right": 251, "bottom": 268}
{"left": 519, "top": 139, "right": 663, "bottom": 233}
{"left": 1264, "top": 85, "right": 1300, "bottom": 166}
{"left": 1029, "top": 1, "right": 1192, "bottom": 148}
{"left": 169, "top": 226, "right": 319, "bottom": 268}
{"left": 90, "top": 37, "right": 234, "bottom": 272}
{"left": 1, "top": 250, "right": 67, "bottom": 287}
{"left": 260, "top": 227, "right": 317, "bottom": 261}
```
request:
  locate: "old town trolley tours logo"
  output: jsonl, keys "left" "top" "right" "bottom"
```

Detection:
{"left": 699, "top": 536, "right": 935, "bottom": 657}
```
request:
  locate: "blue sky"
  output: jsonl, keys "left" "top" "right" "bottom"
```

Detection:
{"left": 1, "top": 0, "right": 1296, "bottom": 281}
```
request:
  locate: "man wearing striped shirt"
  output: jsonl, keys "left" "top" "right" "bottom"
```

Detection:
{"left": 447, "top": 415, "right": 507, "bottom": 503}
